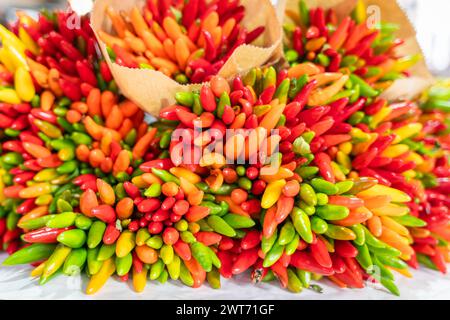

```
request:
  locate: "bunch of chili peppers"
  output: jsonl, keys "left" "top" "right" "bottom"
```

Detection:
{"left": 0, "top": 1, "right": 449, "bottom": 297}
{"left": 283, "top": 0, "right": 421, "bottom": 94}
{"left": 99, "top": 0, "right": 265, "bottom": 83}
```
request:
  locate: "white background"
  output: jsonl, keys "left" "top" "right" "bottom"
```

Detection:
{"left": 1, "top": 253, "right": 450, "bottom": 300}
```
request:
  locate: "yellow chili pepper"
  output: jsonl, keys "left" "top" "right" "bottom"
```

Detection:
{"left": 133, "top": 267, "right": 148, "bottom": 293}
{"left": 392, "top": 54, "right": 422, "bottom": 73}
{"left": 331, "top": 161, "right": 346, "bottom": 181}
{"left": 370, "top": 106, "right": 391, "bottom": 128}
{"left": 352, "top": 133, "right": 378, "bottom": 155}
{"left": 34, "top": 168, "right": 58, "bottom": 182}
{"left": 14, "top": 66, "right": 35, "bottom": 102}
{"left": 372, "top": 204, "right": 410, "bottom": 217}
{"left": 392, "top": 123, "right": 423, "bottom": 143}
{"left": 381, "top": 144, "right": 410, "bottom": 158}
{"left": 260, "top": 167, "right": 293, "bottom": 183}
{"left": 405, "top": 151, "right": 424, "bottom": 166}
{"left": 18, "top": 27, "right": 40, "bottom": 56}
{"left": 0, "top": 24, "right": 26, "bottom": 53}
{"left": 308, "top": 75, "right": 349, "bottom": 106}
{"left": 116, "top": 230, "right": 136, "bottom": 258}
{"left": 339, "top": 141, "right": 353, "bottom": 155}
{"left": 86, "top": 258, "right": 116, "bottom": 295}
{"left": 357, "top": 184, "right": 411, "bottom": 203}
{"left": 261, "top": 179, "right": 286, "bottom": 209}
{"left": 42, "top": 244, "right": 72, "bottom": 278}
{"left": 352, "top": 0, "right": 367, "bottom": 24}
{"left": 35, "top": 194, "right": 53, "bottom": 206}
{"left": 336, "top": 151, "right": 351, "bottom": 171}
{"left": 19, "top": 182, "right": 52, "bottom": 198}
{"left": 33, "top": 119, "right": 62, "bottom": 138}
{"left": 31, "top": 261, "right": 46, "bottom": 277}
{"left": 4, "top": 43, "right": 28, "bottom": 70}
{"left": 0, "top": 88, "right": 21, "bottom": 104}
{"left": 0, "top": 47, "right": 15, "bottom": 72}
{"left": 170, "top": 167, "right": 201, "bottom": 184}
{"left": 380, "top": 216, "right": 410, "bottom": 237}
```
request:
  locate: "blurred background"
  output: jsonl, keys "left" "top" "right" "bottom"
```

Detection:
{"left": 0, "top": 0, "right": 449, "bottom": 76}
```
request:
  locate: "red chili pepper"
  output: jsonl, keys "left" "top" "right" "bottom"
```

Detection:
{"left": 298, "top": 105, "right": 329, "bottom": 128}
{"left": 241, "top": 230, "right": 261, "bottom": 250}
{"left": 218, "top": 236, "right": 234, "bottom": 251}
{"left": 23, "top": 227, "right": 72, "bottom": 243}
{"left": 270, "top": 260, "right": 289, "bottom": 288}
{"left": 0, "top": 113, "right": 13, "bottom": 128}
{"left": 76, "top": 60, "right": 98, "bottom": 87}
{"left": 231, "top": 247, "right": 259, "bottom": 275}
{"left": 292, "top": 26, "right": 304, "bottom": 56}
{"left": 132, "top": 251, "right": 143, "bottom": 274}
{"left": 30, "top": 109, "right": 57, "bottom": 124}
{"left": 182, "top": 0, "right": 199, "bottom": 28}
{"left": 217, "top": 250, "right": 233, "bottom": 278}
{"left": 100, "top": 60, "right": 113, "bottom": 82}
{"left": 275, "top": 196, "right": 294, "bottom": 223}
{"left": 103, "top": 223, "right": 121, "bottom": 245}
{"left": 245, "top": 26, "right": 265, "bottom": 44}
{"left": 290, "top": 251, "right": 335, "bottom": 275}
{"left": 140, "top": 159, "right": 174, "bottom": 172}
{"left": 91, "top": 205, "right": 117, "bottom": 224}
{"left": 202, "top": 30, "right": 217, "bottom": 62}
{"left": 173, "top": 239, "right": 191, "bottom": 261}
{"left": 314, "top": 152, "right": 335, "bottom": 183}
{"left": 310, "top": 116, "right": 334, "bottom": 136}
{"left": 335, "top": 240, "right": 358, "bottom": 258}
{"left": 59, "top": 77, "right": 82, "bottom": 101}
{"left": 310, "top": 237, "right": 332, "bottom": 268}
{"left": 331, "top": 254, "right": 346, "bottom": 274}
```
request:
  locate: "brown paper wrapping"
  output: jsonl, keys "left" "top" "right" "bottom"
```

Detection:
{"left": 91, "top": 0, "right": 283, "bottom": 116}
{"left": 277, "top": 0, "right": 435, "bottom": 101}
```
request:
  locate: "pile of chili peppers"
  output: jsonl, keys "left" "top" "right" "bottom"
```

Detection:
{"left": 99, "top": 0, "right": 265, "bottom": 83}
{"left": 0, "top": 0, "right": 448, "bottom": 296}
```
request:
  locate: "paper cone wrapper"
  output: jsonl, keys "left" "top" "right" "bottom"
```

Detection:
{"left": 91, "top": 0, "right": 283, "bottom": 116}
{"left": 276, "top": 0, "right": 435, "bottom": 101}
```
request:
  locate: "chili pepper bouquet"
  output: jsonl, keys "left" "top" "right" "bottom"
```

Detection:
{"left": 0, "top": 0, "right": 449, "bottom": 298}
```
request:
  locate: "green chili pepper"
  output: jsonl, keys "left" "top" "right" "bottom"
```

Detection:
{"left": 325, "top": 225, "right": 356, "bottom": 240}
{"left": 261, "top": 230, "right": 278, "bottom": 254}
{"left": 350, "top": 224, "right": 366, "bottom": 246}
{"left": 180, "top": 231, "right": 196, "bottom": 244}
{"left": 376, "top": 254, "right": 408, "bottom": 269}
{"left": 63, "top": 248, "right": 87, "bottom": 276}
{"left": 217, "top": 92, "right": 231, "bottom": 118}
{"left": 207, "top": 215, "right": 236, "bottom": 237}
{"left": 285, "top": 234, "right": 300, "bottom": 255}
{"left": 57, "top": 229, "right": 87, "bottom": 248}
{"left": 362, "top": 226, "right": 386, "bottom": 248}
{"left": 179, "top": 260, "right": 194, "bottom": 287}
{"left": 175, "top": 92, "right": 194, "bottom": 106}
{"left": 151, "top": 168, "right": 180, "bottom": 184}
{"left": 296, "top": 166, "right": 319, "bottom": 179}
{"left": 46, "top": 212, "right": 77, "bottom": 228}
{"left": 3, "top": 243, "right": 57, "bottom": 265}
{"left": 371, "top": 255, "right": 394, "bottom": 281}
{"left": 115, "top": 253, "right": 133, "bottom": 276}
{"left": 190, "top": 241, "right": 212, "bottom": 272}
{"left": 87, "top": 221, "right": 106, "bottom": 249}
{"left": 161, "top": 244, "right": 174, "bottom": 265}
{"left": 296, "top": 269, "right": 311, "bottom": 288}
{"left": 336, "top": 181, "right": 354, "bottom": 194}
{"left": 75, "top": 215, "right": 92, "bottom": 230}
{"left": 274, "top": 78, "right": 290, "bottom": 104}
{"left": 355, "top": 244, "right": 373, "bottom": 270}
{"left": 311, "top": 216, "right": 328, "bottom": 234}
{"left": 18, "top": 214, "right": 55, "bottom": 230}
{"left": 201, "top": 201, "right": 223, "bottom": 215}
{"left": 316, "top": 204, "right": 349, "bottom": 220}
{"left": 291, "top": 207, "right": 313, "bottom": 243}
{"left": 316, "top": 193, "right": 328, "bottom": 205}
{"left": 368, "top": 244, "right": 401, "bottom": 257}
{"left": 209, "top": 184, "right": 235, "bottom": 195}
{"left": 167, "top": 254, "right": 181, "bottom": 280}
{"left": 149, "top": 259, "right": 165, "bottom": 280}
{"left": 146, "top": 235, "right": 163, "bottom": 249}
{"left": 97, "top": 244, "right": 116, "bottom": 261}
{"left": 222, "top": 213, "right": 255, "bottom": 229}
{"left": 299, "top": 201, "right": 315, "bottom": 216}
{"left": 391, "top": 215, "right": 427, "bottom": 227}
{"left": 300, "top": 183, "right": 317, "bottom": 206}
{"left": 278, "top": 221, "right": 296, "bottom": 245}
{"left": 6, "top": 212, "right": 19, "bottom": 231}
{"left": 287, "top": 269, "right": 303, "bottom": 293}
{"left": 310, "top": 178, "right": 339, "bottom": 195}
{"left": 207, "top": 268, "right": 221, "bottom": 289}
{"left": 263, "top": 242, "right": 285, "bottom": 268}
{"left": 380, "top": 277, "right": 400, "bottom": 296}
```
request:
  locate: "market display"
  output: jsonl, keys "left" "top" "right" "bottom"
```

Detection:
{"left": 0, "top": 0, "right": 448, "bottom": 297}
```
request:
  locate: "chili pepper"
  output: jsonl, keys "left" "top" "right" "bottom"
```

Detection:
{"left": 63, "top": 248, "right": 87, "bottom": 276}
{"left": 23, "top": 227, "right": 71, "bottom": 243}
{"left": 2, "top": 243, "right": 56, "bottom": 265}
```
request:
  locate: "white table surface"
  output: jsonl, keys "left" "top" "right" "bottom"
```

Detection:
{"left": 0, "top": 253, "right": 449, "bottom": 300}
